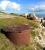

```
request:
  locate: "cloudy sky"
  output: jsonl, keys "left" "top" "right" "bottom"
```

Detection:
{"left": 0, "top": 0, "right": 45, "bottom": 14}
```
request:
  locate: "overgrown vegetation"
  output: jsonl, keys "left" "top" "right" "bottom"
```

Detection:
{"left": 0, "top": 13, "right": 41, "bottom": 50}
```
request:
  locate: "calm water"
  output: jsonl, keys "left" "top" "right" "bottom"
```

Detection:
{"left": 36, "top": 14, "right": 45, "bottom": 18}
{"left": 35, "top": 10, "right": 45, "bottom": 18}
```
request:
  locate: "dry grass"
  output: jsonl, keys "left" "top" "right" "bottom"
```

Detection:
{"left": 0, "top": 13, "right": 40, "bottom": 50}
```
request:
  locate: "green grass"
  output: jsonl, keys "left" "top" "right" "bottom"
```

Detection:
{"left": 0, "top": 17, "right": 29, "bottom": 27}
{"left": 0, "top": 16, "right": 39, "bottom": 28}
{"left": 0, "top": 14, "right": 40, "bottom": 50}
{"left": 0, "top": 33, "right": 16, "bottom": 50}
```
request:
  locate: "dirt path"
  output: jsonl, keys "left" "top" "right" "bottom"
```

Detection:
{"left": 1, "top": 25, "right": 32, "bottom": 46}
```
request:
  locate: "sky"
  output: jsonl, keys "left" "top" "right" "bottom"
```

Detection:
{"left": 0, "top": 0, "right": 45, "bottom": 14}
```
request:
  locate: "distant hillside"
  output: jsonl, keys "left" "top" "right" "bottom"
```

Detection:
{"left": 0, "top": 12, "right": 19, "bottom": 18}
